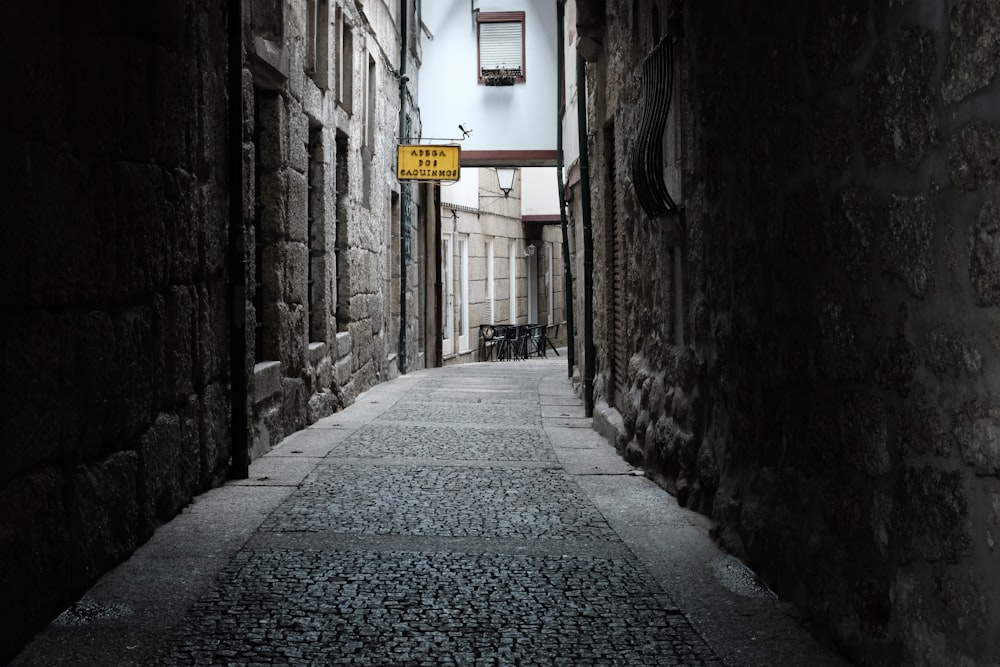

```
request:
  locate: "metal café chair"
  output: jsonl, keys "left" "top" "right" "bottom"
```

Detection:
{"left": 523, "top": 324, "right": 544, "bottom": 358}
{"left": 480, "top": 323, "right": 514, "bottom": 361}
{"left": 478, "top": 324, "right": 499, "bottom": 361}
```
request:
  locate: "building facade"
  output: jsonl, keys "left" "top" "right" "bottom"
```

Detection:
{"left": 418, "top": 1, "right": 567, "bottom": 365}
{"left": 439, "top": 167, "right": 566, "bottom": 365}
{"left": 563, "top": 0, "right": 1000, "bottom": 665}
{"left": 0, "top": 0, "right": 426, "bottom": 660}
{"left": 245, "top": 0, "right": 428, "bottom": 455}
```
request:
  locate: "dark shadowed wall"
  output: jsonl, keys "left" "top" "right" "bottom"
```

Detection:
{"left": 578, "top": 0, "right": 1000, "bottom": 664}
{"left": 0, "top": 2, "right": 231, "bottom": 660}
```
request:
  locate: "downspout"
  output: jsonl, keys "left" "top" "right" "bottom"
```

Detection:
{"left": 397, "top": 0, "right": 409, "bottom": 374}
{"left": 433, "top": 184, "right": 443, "bottom": 367}
{"left": 556, "top": 0, "right": 575, "bottom": 379}
{"left": 577, "top": 52, "right": 595, "bottom": 418}
{"left": 228, "top": 0, "right": 250, "bottom": 479}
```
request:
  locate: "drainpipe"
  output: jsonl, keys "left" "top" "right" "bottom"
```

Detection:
{"left": 398, "top": 0, "right": 409, "bottom": 374}
{"left": 556, "top": 0, "right": 575, "bottom": 379}
{"left": 228, "top": 0, "right": 250, "bottom": 479}
{"left": 577, "top": 52, "right": 595, "bottom": 418}
{"left": 433, "top": 184, "right": 443, "bottom": 367}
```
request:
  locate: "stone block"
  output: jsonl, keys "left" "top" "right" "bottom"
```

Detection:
{"left": 66, "top": 452, "right": 140, "bottom": 587}
{"left": 953, "top": 397, "right": 1000, "bottom": 477}
{"left": 0, "top": 468, "right": 71, "bottom": 663}
{"left": 112, "top": 161, "right": 171, "bottom": 298}
{"left": 943, "top": 0, "right": 1000, "bottom": 104}
{"left": 196, "top": 280, "right": 229, "bottom": 387}
{"left": 138, "top": 412, "right": 198, "bottom": 530}
{"left": 254, "top": 360, "right": 283, "bottom": 404}
{"left": 873, "top": 336, "right": 918, "bottom": 396}
{"left": 151, "top": 57, "right": 196, "bottom": 169}
{"left": 255, "top": 92, "right": 288, "bottom": 171}
{"left": 275, "top": 300, "right": 307, "bottom": 375}
{"left": 111, "top": 306, "right": 157, "bottom": 438}
{"left": 831, "top": 189, "right": 874, "bottom": 283}
{"left": 7, "top": 145, "right": 118, "bottom": 305}
{"left": 839, "top": 393, "right": 892, "bottom": 478}
{"left": 1, "top": 312, "right": 67, "bottom": 474}
{"left": 926, "top": 327, "right": 983, "bottom": 378}
{"left": 334, "top": 354, "right": 353, "bottom": 386}
{"left": 199, "top": 381, "right": 231, "bottom": 487}
{"left": 290, "top": 105, "right": 310, "bottom": 173}
{"left": 287, "top": 168, "right": 309, "bottom": 243}
{"left": 284, "top": 241, "right": 310, "bottom": 305}
{"left": 816, "top": 299, "right": 865, "bottom": 381}
{"left": 258, "top": 168, "right": 289, "bottom": 240}
{"left": 898, "top": 389, "right": 950, "bottom": 458}
{"left": 166, "top": 286, "right": 197, "bottom": 401}
{"left": 948, "top": 122, "right": 1000, "bottom": 192}
{"left": 167, "top": 173, "right": 200, "bottom": 285}
{"left": 881, "top": 195, "right": 935, "bottom": 299}
{"left": 280, "top": 375, "right": 309, "bottom": 434}
{"left": 335, "top": 330, "right": 353, "bottom": 358}
{"left": 858, "top": 25, "right": 938, "bottom": 169}
{"left": 894, "top": 465, "right": 971, "bottom": 564}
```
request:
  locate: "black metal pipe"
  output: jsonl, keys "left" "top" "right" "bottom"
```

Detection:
{"left": 433, "top": 184, "right": 443, "bottom": 367}
{"left": 228, "top": 0, "right": 249, "bottom": 479}
{"left": 577, "top": 52, "right": 595, "bottom": 418}
{"left": 556, "top": 0, "right": 575, "bottom": 379}
{"left": 398, "top": 0, "right": 409, "bottom": 374}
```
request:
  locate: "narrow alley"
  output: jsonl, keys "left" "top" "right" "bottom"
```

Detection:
{"left": 13, "top": 357, "right": 847, "bottom": 667}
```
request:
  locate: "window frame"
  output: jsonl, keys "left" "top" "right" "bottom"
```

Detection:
{"left": 477, "top": 11, "right": 526, "bottom": 85}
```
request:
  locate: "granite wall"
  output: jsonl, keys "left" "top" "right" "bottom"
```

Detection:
{"left": 0, "top": 1, "right": 231, "bottom": 661}
{"left": 583, "top": 0, "right": 1000, "bottom": 664}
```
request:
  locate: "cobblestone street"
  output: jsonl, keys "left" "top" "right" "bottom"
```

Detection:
{"left": 13, "top": 357, "right": 849, "bottom": 666}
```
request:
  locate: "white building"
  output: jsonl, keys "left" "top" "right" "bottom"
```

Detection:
{"left": 418, "top": 0, "right": 566, "bottom": 364}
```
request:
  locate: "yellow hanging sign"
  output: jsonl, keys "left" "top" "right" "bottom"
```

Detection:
{"left": 397, "top": 145, "right": 461, "bottom": 182}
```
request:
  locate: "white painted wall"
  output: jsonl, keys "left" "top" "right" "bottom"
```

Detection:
{"left": 420, "top": 0, "right": 558, "bottom": 153}
{"left": 439, "top": 167, "right": 480, "bottom": 208}
{"left": 521, "top": 167, "right": 560, "bottom": 215}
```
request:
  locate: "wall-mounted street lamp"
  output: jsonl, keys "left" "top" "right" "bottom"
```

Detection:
{"left": 495, "top": 167, "right": 517, "bottom": 197}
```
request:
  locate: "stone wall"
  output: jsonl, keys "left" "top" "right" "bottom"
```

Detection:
{"left": 0, "top": 1, "right": 231, "bottom": 661}
{"left": 0, "top": 0, "right": 428, "bottom": 660}
{"left": 582, "top": 0, "right": 1000, "bottom": 664}
{"left": 246, "top": 0, "right": 426, "bottom": 455}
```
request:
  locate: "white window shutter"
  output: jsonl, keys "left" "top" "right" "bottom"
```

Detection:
{"left": 480, "top": 22, "right": 522, "bottom": 73}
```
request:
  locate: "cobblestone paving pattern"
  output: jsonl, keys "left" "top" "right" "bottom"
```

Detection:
{"left": 376, "top": 400, "right": 541, "bottom": 426}
{"left": 259, "top": 464, "right": 619, "bottom": 540}
{"left": 153, "top": 549, "right": 720, "bottom": 666}
{"left": 326, "top": 424, "right": 556, "bottom": 462}
{"left": 146, "top": 365, "right": 724, "bottom": 665}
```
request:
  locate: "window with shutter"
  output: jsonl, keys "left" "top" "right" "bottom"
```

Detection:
{"left": 477, "top": 12, "right": 525, "bottom": 85}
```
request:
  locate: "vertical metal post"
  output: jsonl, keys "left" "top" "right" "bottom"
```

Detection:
{"left": 577, "top": 53, "right": 595, "bottom": 418}
{"left": 228, "top": 0, "right": 249, "bottom": 478}
{"left": 556, "top": 0, "right": 575, "bottom": 379}
{"left": 397, "top": 0, "right": 409, "bottom": 374}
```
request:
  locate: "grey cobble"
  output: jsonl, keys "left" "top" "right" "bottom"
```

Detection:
{"left": 151, "top": 549, "right": 718, "bottom": 666}
{"left": 156, "top": 364, "right": 722, "bottom": 665}
{"left": 377, "top": 400, "right": 541, "bottom": 425}
{"left": 260, "top": 464, "right": 619, "bottom": 540}
{"left": 16, "top": 361, "right": 756, "bottom": 667}
{"left": 329, "top": 424, "right": 556, "bottom": 462}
